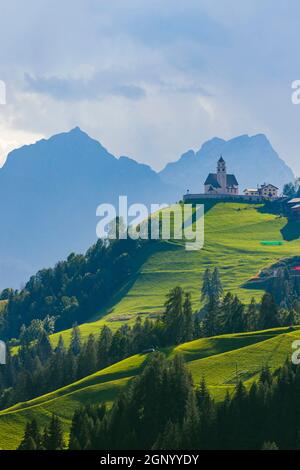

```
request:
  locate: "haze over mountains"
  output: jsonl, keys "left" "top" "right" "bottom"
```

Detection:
{"left": 160, "top": 134, "right": 294, "bottom": 193}
{"left": 0, "top": 128, "right": 294, "bottom": 289}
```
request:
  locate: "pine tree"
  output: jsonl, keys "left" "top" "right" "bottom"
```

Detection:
{"left": 70, "top": 324, "right": 82, "bottom": 356}
{"left": 37, "top": 331, "right": 52, "bottom": 362}
{"left": 259, "top": 293, "right": 279, "bottom": 329}
{"left": 182, "top": 292, "right": 194, "bottom": 342}
{"left": 43, "top": 414, "right": 65, "bottom": 450}
{"left": 201, "top": 268, "right": 212, "bottom": 302}
{"left": 202, "top": 299, "right": 219, "bottom": 337}
{"left": 83, "top": 334, "right": 98, "bottom": 376}
{"left": 153, "top": 421, "right": 182, "bottom": 450}
{"left": 211, "top": 267, "right": 223, "bottom": 302}
{"left": 18, "top": 419, "right": 41, "bottom": 450}
{"left": 97, "top": 325, "right": 113, "bottom": 368}
{"left": 163, "top": 286, "right": 184, "bottom": 344}
{"left": 55, "top": 335, "right": 65, "bottom": 354}
{"left": 245, "top": 298, "right": 258, "bottom": 331}
{"left": 182, "top": 391, "right": 200, "bottom": 449}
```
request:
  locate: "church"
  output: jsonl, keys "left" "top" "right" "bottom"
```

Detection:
{"left": 204, "top": 157, "right": 239, "bottom": 195}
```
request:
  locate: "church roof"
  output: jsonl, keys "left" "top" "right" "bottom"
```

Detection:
{"left": 218, "top": 156, "right": 225, "bottom": 163}
{"left": 227, "top": 174, "right": 239, "bottom": 186}
{"left": 204, "top": 173, "right": 238, "bottom": 188}
{"left": 204, "top": 173, "right": 221, "bottom": 188}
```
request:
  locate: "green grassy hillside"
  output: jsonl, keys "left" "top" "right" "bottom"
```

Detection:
{"left": 2, "top": 201, "right": 300, "bottom": 449}
{"left": 1, "top": 325, "right": 300, "bottom": 450}
{"left": 50, "top": 202, "right": 300, "bottom": 347}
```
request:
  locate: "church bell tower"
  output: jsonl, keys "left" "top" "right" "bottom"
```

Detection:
{"left": 217, "top": 156, "right": 226, "bottom": 191}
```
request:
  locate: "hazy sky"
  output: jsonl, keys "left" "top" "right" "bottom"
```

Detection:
{"left": 0, "top": 0, "right": 300, "bottom": 172}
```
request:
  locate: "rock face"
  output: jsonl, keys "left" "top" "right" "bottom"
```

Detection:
{"left": 159, "top": 134, "right": 294, "bottom": 194}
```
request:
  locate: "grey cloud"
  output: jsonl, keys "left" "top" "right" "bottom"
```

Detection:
{"left": 24, "top": 73, "right": 146, "bottom": 101}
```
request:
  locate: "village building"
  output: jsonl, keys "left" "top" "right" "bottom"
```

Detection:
{"left": 244, "top": 183, "right": 279, "bottom": 199}
{"left": 204, "top": 157, "right": 239, "bottom": 195}
{"left": 183, "top": 157, "right": 280, "bottom": 203}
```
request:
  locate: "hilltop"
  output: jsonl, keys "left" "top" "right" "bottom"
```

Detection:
{"left": 46, "top": 201, "right": 300, "bottom": 347}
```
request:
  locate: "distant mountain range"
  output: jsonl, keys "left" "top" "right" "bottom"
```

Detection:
{"left": 159, "top": 134, "right": 294, "bottom": 193}
{"left": 0, "top": 129, "right": 294, "bottom": 289}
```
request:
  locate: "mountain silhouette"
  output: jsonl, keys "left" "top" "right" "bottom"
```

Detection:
{"left": 0, "top": 128, "right": 178, "bottom": 289}
{"left": 159, "top": 134, "right": 294, "bottom": 193}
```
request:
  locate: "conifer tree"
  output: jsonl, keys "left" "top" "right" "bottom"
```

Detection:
{"left": 259, "top": 293, "right": 279, "bottom": 329}
{"left": 182, "top": 292, "right": 194, "bottom": 342}
{"left": 211, "top": 267, "right": 223, "bottom": 302}
{"left": 97, "top": 325, "right": 113, "bottom": 368}
{"left": 43, "top": 414, "right": 65, "bottom": 450}
{"left": 37, "top": 331, "right": 52, "bottom": 362}
{"left": 201, "top": 268, "right": 212, "bottom": 302}
{"left": 18, "top": 419, "right": 41, "bottom": 450}
{"left": 163, "top": 286, "right": 184, "bottom": 344}
{"left": 70, "top": 323, "right": 82, "bottom": 356}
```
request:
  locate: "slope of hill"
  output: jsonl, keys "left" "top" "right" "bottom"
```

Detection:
{"left": 46, "top": 202, "right": 300, "bottom": 348}
{"left": 159, "top": 134, "right": 294, "bottom": 193}
{"left": 0, "top": 128, "right": 179, "bottom": 290}
{"left": 1, "top": 326, "right": 299, "bottom": 450}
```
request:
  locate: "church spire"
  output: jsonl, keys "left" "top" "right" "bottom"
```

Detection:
{"left": 217, "top": 156, "right": 226, "bottom": 189}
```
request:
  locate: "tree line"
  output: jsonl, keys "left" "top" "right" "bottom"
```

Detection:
{"left": 0, "top": 237, "right": 152, "bottom": 340}
{"left": 19, "top": 353, "right": 300, "bottom": 450}
{"left": 0, "top": 267, "right": 297, "bottom": 410}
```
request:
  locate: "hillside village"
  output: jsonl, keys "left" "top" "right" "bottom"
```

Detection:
{"left": 183, "top": 156, "right": 280, "bottom": 202}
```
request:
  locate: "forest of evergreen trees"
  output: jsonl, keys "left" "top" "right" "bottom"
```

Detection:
{"left": 0, "top": 236, "right": 151, "bottom": 340}
{"left": 1, "top": 266, "right": 291, "bottom": 410}
{"left": 19, "top": 354, "right": 300, "bottom": 450}
{"left": 0, "top": 237, "right": 298, "bottom": 451}
{"left": 0, "top": 266, "right": 296, "bottom": 411}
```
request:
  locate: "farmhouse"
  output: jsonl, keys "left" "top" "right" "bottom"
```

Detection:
{"left": 244, "top": 183, "right": 279, "bottom": 199}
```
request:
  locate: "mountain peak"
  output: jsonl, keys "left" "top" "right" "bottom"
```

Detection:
{"left": 69, "top": 126, "right": 86, "bottom": 136}
{"left": 160, "top": 133, "right": 294, "bottom": 192}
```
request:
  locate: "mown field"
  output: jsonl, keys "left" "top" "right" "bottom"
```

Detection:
{"left": 1, "top": 326, "right": 300, "bottom": 449}
{"left": 49, "top": 202, "right": 300, "bottom": 347}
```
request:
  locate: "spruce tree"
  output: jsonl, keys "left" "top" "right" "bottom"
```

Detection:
{"left": 182, "top": 292, "right": 194, "bottom": 342}
{"left": 97, "top": 325, "right": 113, "bottom": 368}
{"left": 259, "top": 293, "right": 279, "bottom": 330}
{"left": 211, "top": 267, "right": 223, "bottom": 302}
{"left": 37, "top": 331, "right": 52, "bottom": 362}
{"left": 44, "top": 414, "right": 65, "bottom": 450}
{"left": 163, "top": 286, "right": 184, "bottom": 344}
{"left": 201, "top": 268, "right": 212, "bottom": 302}
{"left": 18, "top": 419, "right": 41, "bottom": 450}
{"left": 70, "top": 324, "right": 82, "bottom": 356}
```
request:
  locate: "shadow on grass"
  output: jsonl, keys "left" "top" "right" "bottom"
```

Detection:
{"left": 89, "top": 240, "right": 181, "bottom": 322}
{"left": 281, "top": 220, "right": 300, "bottom": 241}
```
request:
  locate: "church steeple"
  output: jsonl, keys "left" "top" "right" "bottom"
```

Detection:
{"left": 217, "top": 156, "right": 226, "bottom": 189}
